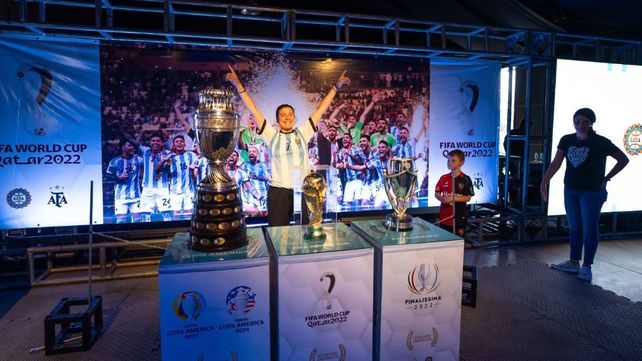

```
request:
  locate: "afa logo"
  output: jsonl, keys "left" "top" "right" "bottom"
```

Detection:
{"left": 623, "top": 124, "right": 642, "bottom": 156}
{"left": 473, "top": 172, "right": 484, "bottom": 190}
{"left": 173, "top": 290, "right": 206, "bottom": 321}
{"left": 47, "top": 185, "right": 67, "bottom": 207}
{"left": 226, "top": 286, "right": 256, "bottom": 315}
{"left": 6, "top": 188, "right": 32, "bottom": 209}
{"left": 407, "top": 263, "right": 440, "bottom": 295}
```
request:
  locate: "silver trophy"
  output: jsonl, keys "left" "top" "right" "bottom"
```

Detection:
{"left": 190, "top": 89, "right": 247, "bottom": 252}
{"left": 382, "top": 157, "right": 417, "bottom": 231}
{"left": 302, "top": 172, "right": 327, "bottom": 241}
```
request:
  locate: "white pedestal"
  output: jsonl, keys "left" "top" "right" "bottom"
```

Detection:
{"left": 352, "top": 218, "right": 464, "bottom": 361}
{"left": 266, "top": 222, "right": 374, "bottom": 361}
{"left": 159, "top": 229, "right": 271, "bottom": 361}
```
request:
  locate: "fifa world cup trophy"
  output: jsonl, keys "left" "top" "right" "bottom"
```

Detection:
{"left": 302, "top": 172, "right": 327, "bottom": 241}
{"left": 382, "top": 157, "right": 417, "bottom": 231}
{"left": 190, "top": 89, "right": 247, "bottom": 252}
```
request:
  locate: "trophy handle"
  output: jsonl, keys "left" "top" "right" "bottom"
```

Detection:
{"left": 382, "top": 168, "right": 397, "bottom": 209}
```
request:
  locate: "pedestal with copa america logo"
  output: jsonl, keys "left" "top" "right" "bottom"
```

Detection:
{"left": 159, "top": 229, "right": 270, "bottom": 361}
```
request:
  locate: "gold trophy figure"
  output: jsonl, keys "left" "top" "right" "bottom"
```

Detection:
{"left": 382, "top": 157, "right": 417, "bottom": 231}
{"left": 302, "top": 172, "right": 327, "bottom": 241}
{"left": 189, "top": 89, "right": 247, "bottom": 252}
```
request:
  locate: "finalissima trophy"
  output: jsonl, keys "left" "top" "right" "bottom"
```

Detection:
{"left": 382, "top": 157, "right": 418, "bottom": 231}
{"left": 190, "top": 89, "right": 247, "bottom": 252}
{"left": 302, "top": 172, "right": 327, "bottom": 241}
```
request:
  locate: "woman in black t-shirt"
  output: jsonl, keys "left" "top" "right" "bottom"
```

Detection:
{"left": 540, "top": 108, "right": 629, "bottom": 282}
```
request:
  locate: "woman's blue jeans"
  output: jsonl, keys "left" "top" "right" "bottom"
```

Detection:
{"left": 564, "top": 187, "right": 608, "bottom": 265}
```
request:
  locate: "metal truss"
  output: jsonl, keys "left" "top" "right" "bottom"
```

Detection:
{"left": 1, "top": 0, "right": 640, "bottom": 65}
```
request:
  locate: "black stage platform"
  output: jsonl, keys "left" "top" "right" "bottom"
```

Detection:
{"left": 1, "top": 239, "right": 640, "bottom": 361}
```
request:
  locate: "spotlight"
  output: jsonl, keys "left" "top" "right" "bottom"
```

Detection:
{"left": 241, "top": 8, "right": 261, "bottom": 16}
{"left": 241, "top": 1, "right": 261, "bottom": 16}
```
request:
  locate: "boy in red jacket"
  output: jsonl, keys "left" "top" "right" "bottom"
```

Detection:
{"left": 435, "top": 149, "right": 474, "bottom": 236}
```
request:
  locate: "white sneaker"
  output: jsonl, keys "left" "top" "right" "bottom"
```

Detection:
{"left": 550, "top": 260, "right": 580, "bottom": 274}
{"left": 577, "top": 266, "right": 592, "bottom": 282}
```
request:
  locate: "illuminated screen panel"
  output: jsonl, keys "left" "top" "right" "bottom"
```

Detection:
{"left": 99, "top": 45, "right": 431, "bottom": 224}
{"left": 549, "top": 59, "right": 642, "bottom": 215}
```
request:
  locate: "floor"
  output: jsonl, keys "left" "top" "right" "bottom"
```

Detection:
{"left": 464, "top": 238, "right": 642, "bottom": 303}
{"left": 0, "top": 238, "right": 640, "bottom": 360}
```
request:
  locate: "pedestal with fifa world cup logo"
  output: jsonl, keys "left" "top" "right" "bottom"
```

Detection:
{"left": 351, "top": 218, "right": 464, "bottom": 361}
{"left": 265, "top": 222, "right": 374, "bottom": 361}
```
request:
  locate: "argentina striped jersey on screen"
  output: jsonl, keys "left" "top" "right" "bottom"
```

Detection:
{"left": 139, "top": 145, "right": 169, "bottom": 189}
{"left": 169, "top": 151, "right": 197, "bottom": 194}
{"left": 106, "top": 155, "right": 143, "bottom": 200}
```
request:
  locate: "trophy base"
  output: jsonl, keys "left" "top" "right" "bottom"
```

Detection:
{"left": 189, "top": 226, "right": 247, "bottom": 252}
{"left": 189, "top": 185, "right": 248, "bottom": 253}
{"left": 303, "top": 226, "right": 327, "bottom": 241}
{"left": 383, "top": 213, "right": 413, "bottom": 232}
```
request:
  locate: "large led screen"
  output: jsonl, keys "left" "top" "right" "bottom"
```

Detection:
{"left": 549, "top": 59, "right": 642, "bottom": 215}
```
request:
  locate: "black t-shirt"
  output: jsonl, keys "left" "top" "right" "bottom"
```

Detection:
{"left": 557, "top": 132, "right": 618, "bottom": 191}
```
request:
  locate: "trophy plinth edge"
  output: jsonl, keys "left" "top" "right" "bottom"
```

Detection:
{"left": 383, "top": 213, "right": 413, "bottom": 232}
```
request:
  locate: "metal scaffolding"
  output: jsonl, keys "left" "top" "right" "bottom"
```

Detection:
{"left": 1, "top": 0, "right": 640, "bottom": 64}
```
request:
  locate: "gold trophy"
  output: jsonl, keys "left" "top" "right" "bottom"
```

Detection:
{"left": 382, "top": 157, "right": 417, "bottom": 231}
{"left": 190, "top": 89, "right": 247, "bottom": 252}
{"left": 302, "top": 172, "right": 327, "bottom": 241}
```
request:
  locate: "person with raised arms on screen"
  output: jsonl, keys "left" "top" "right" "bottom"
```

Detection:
{"left": 106, "top": 140, "right": 144, "bottom": 223}
{"left": 540, "top": 108, "right": 629, "bottom": 282}
{"left": 226, "top": 64, "right": 350, "bottom": 226}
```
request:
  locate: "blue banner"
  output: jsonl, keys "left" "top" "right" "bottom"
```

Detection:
{"left": 428, "top": 62, "right": 500, "bottom": 205}
{"left": 0, "top": 35, "right": 102, "bottom": 228}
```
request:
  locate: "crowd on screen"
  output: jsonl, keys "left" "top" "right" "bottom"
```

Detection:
{"left": 100, "top": 50, "right": 428, "bottom": 222}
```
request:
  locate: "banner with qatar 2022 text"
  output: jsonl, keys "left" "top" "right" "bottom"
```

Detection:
{"left": 0, "top": 35, "right": 103, "bottom": 229}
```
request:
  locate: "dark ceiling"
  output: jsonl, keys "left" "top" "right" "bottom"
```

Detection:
{"left": 237, "top": 0, "right": 642, "bottom": 40}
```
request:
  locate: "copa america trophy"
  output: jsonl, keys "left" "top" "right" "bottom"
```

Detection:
{"left": 189, "top": 89, "right": 247, "bottom": 252}
{"left": 382, "top": 157, "right": 418, "bottom": 231}
{"left": 302, "top": 172, "right": 327, "bottom": 241}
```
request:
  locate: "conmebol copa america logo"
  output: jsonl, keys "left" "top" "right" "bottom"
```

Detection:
{"left": 173, "top": 290, "right": 205, "bottom": 321}
{"left": 407, "top": 263, "right": 440, "bottom": 295}
{"left": 226, "top": 286, "right": 256, "bottom": 315}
